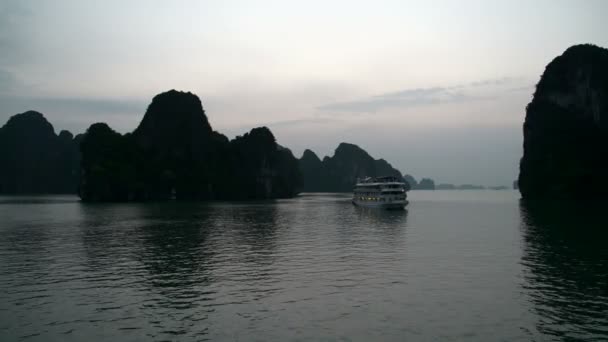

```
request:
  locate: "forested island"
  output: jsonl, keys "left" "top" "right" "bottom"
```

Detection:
{"left": 518, "top": 44, "right": 608, "bottom": 199}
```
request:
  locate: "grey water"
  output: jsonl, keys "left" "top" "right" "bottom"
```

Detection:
{"left": 0, "top": 191, "right": 607, "bottom": 341}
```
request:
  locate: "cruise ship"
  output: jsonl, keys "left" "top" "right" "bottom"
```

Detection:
{"left": 352, "top": 176, "right": 408, "bottom": 209}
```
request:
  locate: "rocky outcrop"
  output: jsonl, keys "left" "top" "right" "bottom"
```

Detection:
{"left": 458, "top": 184, "right": 485, "bottom": 190}
{"left": 416, "top": 178, "right": 435, "bottom": 190}
{"left": 79, "top": 123, "right": 137, "bottom": 201}
{"left": 79, "top": 90, "right": 302, "bottom": 201}
{"left": 225, "top": 127, "right": 302, "bottom": 199}
{"left": 403, "top": 174, "right": 418, "bottom": 189}
{"left": 436, "top": 183, "right": 493, "bottom": 190}
{"left": 0, "top": 111, "right": 80, "bottom": 194}
{"left": 298, "top": 143, "right": 405, "bottom": 192}
{"left": 322, "top": 143, "right": 379, "bottom": 192}
{"left": 518, "top": 44, "right": 608, "bottom": 199}
{"left": 134, "top": 90, "right": 213, "bottom": 159}
{"left": 436, "top": 183, "right": 456, "bottom": 190}
{"left": 299, "top": 149, "right": 326, "bottom": 192}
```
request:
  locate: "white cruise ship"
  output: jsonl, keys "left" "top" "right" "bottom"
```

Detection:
{"left": 352, "top": 176, "right": 408, "bottom": 209}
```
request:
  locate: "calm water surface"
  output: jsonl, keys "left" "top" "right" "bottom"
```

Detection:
{"left": 0, "top": 191, "right": 607, "bottom": 341}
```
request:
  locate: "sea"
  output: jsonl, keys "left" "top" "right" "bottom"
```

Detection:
{"left": 0, "top": 191, "right": 606, "bottom": 341}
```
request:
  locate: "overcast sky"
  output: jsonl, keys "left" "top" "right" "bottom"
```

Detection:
{"left": 1, "top": 0, "right": 607, "bottom": 186}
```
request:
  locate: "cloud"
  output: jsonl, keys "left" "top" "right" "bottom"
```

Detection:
{"left": 0, "top": 95, "right": 146, "bottom": 133}
{"left": 0, "top": 1, "right": 32, "bottom": 65}
{"left": 0, "top": 69, "right": 16, "bottom": 91}
{"left": 0, "top": 95, "right": 144, "bottom": 115}
{"left": 468, "top": 77, "right": 516, "bottom": 87}
{"left": 317, "top": 86, "right": 477, "bottom": 113}
{"left": 264, "top": 117, "right": 341, "bottom": 128}
{"left": 220, "top": 117, "right": 342, "bottom": 140}
{"left": 317, "top": 77, "right": 519, "bottom": 113}
{"left": 507, "top": 84, "right": 534, "bottom": 92}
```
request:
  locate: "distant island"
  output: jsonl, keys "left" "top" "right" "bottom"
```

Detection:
{"left": 297, "top": 146, "right": 512, "bottom": 192}
{"left": 437, "top": 184, "right": 483, "bottom": 190}
{"left": 435, "top": 183, "right": 508, "bottom": 190}
{"left": 414, "top": 178, "right": 436, "bottom": 190}
{"left": 518, "top": 44, "right": 608, "bottom": 199}
{"left": 299, "top": 143, "right": 406, "bottom": 192}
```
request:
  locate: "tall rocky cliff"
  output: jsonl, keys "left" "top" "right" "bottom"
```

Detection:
{"left": 299, "top": 143, "right": 405, "bottom": 192}
{"left": 0, "top": 111, "right": 80, "bottom": 194}
{"left": 226, "top": 127, "right": 302, "bottom": 199}
{"left": 79, "top": 90, "right": 301, "bottom": 201}
{"left": 518, "top": 44, "right": 608, "bottom": 199}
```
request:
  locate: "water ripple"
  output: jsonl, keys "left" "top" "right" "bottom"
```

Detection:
{"left": 0, "top": 193, "right": 606, "bottom": 341}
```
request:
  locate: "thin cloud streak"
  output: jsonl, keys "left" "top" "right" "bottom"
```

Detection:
{"left": 264, "top": 117, "right": 342, "bottom": 128}
{"left": 317, "top": 77, "right": 519, "bottom": 113}
{"left": 0, "top": 0, "right": 32, "bottom": 65}
{"left": 0, "top": 69, "right": 16, "bottom": 91}
{"left": 318, "top": 86, "right": 479, "bottom": 113}
{"left": 468, "top": 77, "right": 516, "bottom": 87}
{"left": 507, "top": 85, "right": 535, "bottom": 92}
{"left": 0, "top": 95, "right": 146, "bottom": 134}
{"left": 0, "top": 95, "right": 144, "bottom": 115}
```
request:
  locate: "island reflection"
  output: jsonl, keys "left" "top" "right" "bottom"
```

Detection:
{"left": 519, "top": 201, "right": 608, "bottom": 340}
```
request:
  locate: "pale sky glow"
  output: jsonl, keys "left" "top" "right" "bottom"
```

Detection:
{"left": 1, "top": 0, "right": 607, "bottom": 186}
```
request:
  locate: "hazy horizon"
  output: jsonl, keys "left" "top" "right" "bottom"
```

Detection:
{"left": 1, "top": 0, "right": 607, "bottom": 186}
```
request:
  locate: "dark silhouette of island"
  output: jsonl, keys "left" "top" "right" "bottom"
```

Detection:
{"left": 519, "top": 44, "right": 608, "bottom": 199}
{"left": 401, "top": 174, "right": 439, "bottom": 190}
{"left": 435, "top": 183, "right": 456, "bottom": 190}
{"left": 436, "top": 183, "right": 484, "bottom": 190}
{"left": 298, "top": 144, "right": 439, "bottom": 192}
{"left": 79, "top": 90, "right": 302, "bottom": 201}
{"left": 0, "top": 111, "right": 81, "bottom": 194}
{"left": 459, "top": 184, "right": 485, "bottom": 190}
{"left": 415, "top": 178, "right": 436, "bottom": 190}
{"left": 402, "top": 174, "right": 418, "bottom": 189}
{"left": 435, "top": 183, "right": 509, "bottom": 190}
{"left": 298, "top": 143, "right": 408, "bottom": 192}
